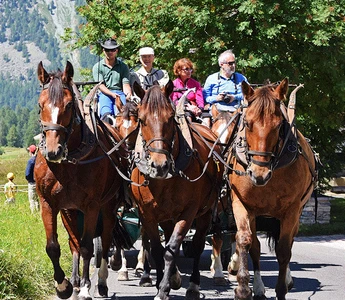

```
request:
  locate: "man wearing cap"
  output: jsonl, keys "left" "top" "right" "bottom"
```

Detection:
{"left": 92, "top": 38, "right": 132, "bottom": 119}
{"left": 131, "top": 47, "right": 169, "bottom": 91}
{"left": 4, "top": 172, "right": 17, "bottom": 205}
{"left": 25, "top": 145, "right": 39, "bottom": 213}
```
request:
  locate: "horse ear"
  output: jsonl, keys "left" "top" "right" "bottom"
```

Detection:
{"left": 37, "top": 61, "right": 50, "bottom": 84}
{"left": 63, "top": 61, "right": 74, "bottom": 83}
{"left": 164, "top": 80, "right": 174, "bottom": 99}
{"left": 242, "top": 81, "right": 254, "bottom": 101}
{"left": 133, "top": 81, "right": 145, "bottom": 100}
{"left": 275, "top": 78, "right": 289, "bottom": 101}
{"left": 115, "top": 95, "right": 123, "bottom": 112}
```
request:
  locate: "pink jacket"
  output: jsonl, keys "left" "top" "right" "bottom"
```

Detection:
{"left": 171, "top": 77, "right": 204, "bottom": 109}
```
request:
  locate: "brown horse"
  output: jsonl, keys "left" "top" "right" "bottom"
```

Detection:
{"left": 228, "top": 79, "right": 317, "bottom": 300}
{"left": 35, "top": 61, "right": 128, "bottom": 299}
{"left": 130, "top": 81, "right": 224, "bottom": 299}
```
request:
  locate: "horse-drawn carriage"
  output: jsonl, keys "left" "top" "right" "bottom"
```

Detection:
{"left": 35, "top": 61, "right": 318, "bottom": 300}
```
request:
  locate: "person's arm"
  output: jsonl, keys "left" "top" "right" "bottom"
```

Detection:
{"left": 203, "top": 76, "right": 219, "bottom": 104}
{"left": 122, "top": 64, "right": 132, "bottom": 99}
{"left": 194, "top": 81, "right": 204, "bottom": 109}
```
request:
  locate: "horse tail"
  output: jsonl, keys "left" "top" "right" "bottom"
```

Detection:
{"left": 112, "top": 217, "right": 135, "bottom": 250}
{"left": 256, "top": 216, "right": 280, "bottom": 252}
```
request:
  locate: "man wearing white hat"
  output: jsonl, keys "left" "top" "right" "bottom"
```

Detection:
{"left": 131, "top": 47, "right": 169, "bottom": 90}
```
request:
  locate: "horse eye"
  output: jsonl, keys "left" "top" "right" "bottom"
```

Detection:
{"left": 66, "top": 102, "right": 73, "bottom": 110}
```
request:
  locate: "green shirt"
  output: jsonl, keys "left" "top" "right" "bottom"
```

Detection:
{"left": 92, "top": 58, "right": 130, "bottom": 91}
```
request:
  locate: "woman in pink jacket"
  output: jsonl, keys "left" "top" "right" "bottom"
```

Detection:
{"left": 171, "top": 58, "right": 204, "bottom": 121}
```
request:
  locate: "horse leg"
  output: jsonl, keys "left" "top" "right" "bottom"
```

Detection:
{"left": 109, "top": 245, "right": 122, "bottom": 271}
{"left": 228, "top": 239, "right": 239, "bottom": 277}
{"left": 41, "top": 203, "right": 73, "bottom": 299}
{"left": 135, "top": 245, "right": 145, "bottom": 277}
{"left": 232, "top": 199, "right": 253, "bottom": 300}
{"left": 274, "top": 216, "right": 298, "bottom": 300}
{"left": 249, "top": 222, "right": 266, "bottom": 300}
{"left": 210, "top": 222, "right": 228, "bottom": 286}
{"left": 78, "top": 207, "right": 100, "bottom": 300}
{"left": 139, "top": 229, "right": 153, "bottom": 286}
{"left": 98, "top": 206, "right": 118, "bottom": 296}
{"left": 117, "top": 249, "right": 129, "bottom": 281}
{"left": 60, "top": 210, "right": 81, "bottom": 295}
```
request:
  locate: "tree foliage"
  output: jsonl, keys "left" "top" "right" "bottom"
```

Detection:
{"left": 69, "top": 0, "right": 345, "bottom": 188}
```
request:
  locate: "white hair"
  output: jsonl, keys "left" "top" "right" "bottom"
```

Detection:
{"left": 218, "top": 50, "right": 236, "bottom": 65}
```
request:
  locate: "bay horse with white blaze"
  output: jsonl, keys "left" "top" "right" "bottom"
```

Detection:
{"left": 130, "top": 81, "right": 224, "bottom": 299}
{"left": 35, "top": 61, "right": 128, "bottom": 299}
{"left": 228, "top": 79, "right": 317, "bottom": 300}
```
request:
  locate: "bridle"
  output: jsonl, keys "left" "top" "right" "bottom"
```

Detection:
{"left": 234, "top": 101, "right": 290, "bottom": 173}
{"left": 135, "top": 117, "right": 177, "bottom": 174}
{"left": 39, "top": 80, "right": 78, "bottom": 160}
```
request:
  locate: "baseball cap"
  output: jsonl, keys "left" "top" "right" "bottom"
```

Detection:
{"left": 27, "top": 145, "right": 36, "bottom": 153}
{"left": 7, "top": 172, "right": 14, "bottom": 180}
{"left": 139, "top": 47, "right": 154, "bottom": 56}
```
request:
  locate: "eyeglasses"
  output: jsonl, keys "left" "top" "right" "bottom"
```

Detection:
{"left": 104, "top": 48, "right": 118, "bottom": 52}
{"left": 223, "top": 61, "right": 236, "bottom": 66}
{"left": 181, "top": 68, "right": 193, "bottom": 72}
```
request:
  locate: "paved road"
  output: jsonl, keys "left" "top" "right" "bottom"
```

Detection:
{"left": 59, "top": 234, "right": 345, "bottom": 300}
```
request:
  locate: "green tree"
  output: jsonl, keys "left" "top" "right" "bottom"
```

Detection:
{"left": 69, "top": 0, "right": 345, "bottom": 188}
{"left": 6, "top": 125, "right": 19, "bottom": 147}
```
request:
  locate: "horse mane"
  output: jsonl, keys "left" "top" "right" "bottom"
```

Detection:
{"left": 48, "top": 70, "right": 65, "bottom": 105}
{"left": 122, "top": 101, "right": 138, "bottom": 119}
{"left": 142, "top": 85, "right": 173, "bottom": 118}
{"left": 247, "top": 85, "right": 280, "bottom": 122}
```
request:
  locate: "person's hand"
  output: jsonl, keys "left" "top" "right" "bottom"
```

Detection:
{"left": 112, "top": 92, "right": 121, "bottom": 99}
{"left": 223, "top": 94, "right": 235, "bottom": 103}
{"left": 216, "top": 92, "right": 225, "bottom": 102}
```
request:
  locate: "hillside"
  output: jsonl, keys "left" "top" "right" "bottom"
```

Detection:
{"left": 0, "top": 0, "right": 91, "bottom": 80}
{"left": 0, "top": 0, "right": 98, "bottom": 149}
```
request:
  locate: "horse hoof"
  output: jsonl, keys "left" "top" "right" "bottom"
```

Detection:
{"left": 235, "top": 287, "right": 253, "bottom": 300}
{"left": 139, "top": 275, "right": 153, "bottom": 287}
{"left": 228, "top": 268, "right": 238, "bottom": 276}
{"left": 253, "top": 295, "right": 267, "bottom": 300}
{"left": 186, "top": 289, "right": 200, "bottom": 300}
{"left": 213, "top": 276, "right": 228, "bottom": 286}
{"left": 135, "top": 267, "right": 144, "bottom": 277}
{"left": 170, "top": 270, "right": 182, "bottom": 290}
{"left": 117, "top": 270, "right": 129, "bottom": 281}
{"left": 109, "top": 256, "right": 122, "bottom": 271}
{"left": 98, "top": 284, "right": 108, "bottom": 297}
{"left": 287, "top": 279, "right": 294, "bottom": 290}
{"left": 55, "top": 280, "right": 73, "bottom": 299}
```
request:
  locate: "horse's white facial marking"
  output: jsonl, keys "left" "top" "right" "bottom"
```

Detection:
{"left": 123, "top": 119, "right": 132, "bottom": 129}
{"left": 48, "top": 103, "right": 59, "bottom": 124}
{"left": 217, "top": 123, "right": 229, "bottom": 144}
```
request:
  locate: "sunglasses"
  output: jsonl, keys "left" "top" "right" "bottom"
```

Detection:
{"left": 181, "top": 68, "right": 193, "bottom": 72}
{"left": 223, "top": 61, "right": 236, "bottom": 66}
{"left": 104, "top": 48, "right": 118, "bottom": 52}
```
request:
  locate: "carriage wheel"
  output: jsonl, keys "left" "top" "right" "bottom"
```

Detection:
{"left": 93, "top": 236, "right": 102, "bottom": 268}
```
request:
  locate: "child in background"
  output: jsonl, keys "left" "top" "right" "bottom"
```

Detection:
{"left": 4, "top": 172, "right": 17, "bottom": 205}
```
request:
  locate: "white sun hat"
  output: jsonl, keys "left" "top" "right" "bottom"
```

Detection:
{"left": 139, "top": 47, "right": 154, "bottom": 56}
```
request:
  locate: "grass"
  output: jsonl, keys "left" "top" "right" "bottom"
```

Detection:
{"left": 0, "top": 147, "right": 70, "bottom": 300}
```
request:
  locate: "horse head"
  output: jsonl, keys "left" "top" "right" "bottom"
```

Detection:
{"left": 113, "top": 96, "right": 139, "bottom": 150}
{"left": 241, "top": 78, "right": 289, "bottom": 186}
{"left": 37, "top": 61, "right": 77, "bottom": 163}
{"left": 133, "top": 80, "right": 176, "bottom": 179}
